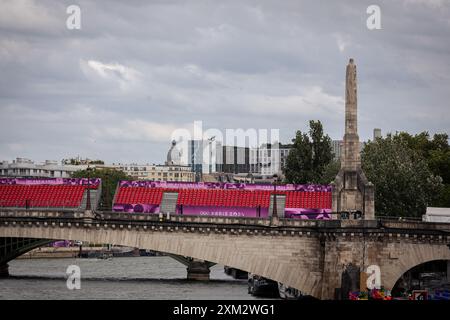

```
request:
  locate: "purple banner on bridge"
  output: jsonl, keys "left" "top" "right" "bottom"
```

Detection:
{"left": 180, "top": 205, "right": 267, "bottom": 217}
{"left": 0, "top": 178, "right": 101, "bottom": 187}
{"left": 118, "top": 180, "right": 331, "bottom": 192}
{"left": 112, "top": 203, "right": 160, "bottom": 213}
{"left": 284, "top": 208, "right": 332, "bottom": 219}
{"left": 112, "top": 203, "right": 331, "bottom": 219}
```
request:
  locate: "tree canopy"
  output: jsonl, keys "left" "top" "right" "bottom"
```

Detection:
{"left": 284, "top": 120, "right": 333, "bottom": 184}
{"left": 392, "top": 132, "right": 450, "bottom": 207}
{"left": 71, "top": 168, "right": 130, "bottom": 210}
{"left": 362, "top": 134, "right": 443, "bottom": 217}
{"left": 284, "top": 124, "right": 449, "bottom": 216}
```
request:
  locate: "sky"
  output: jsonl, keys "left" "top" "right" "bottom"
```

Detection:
{"left": 0, "top": 0, "right": 449, "bottom": 165}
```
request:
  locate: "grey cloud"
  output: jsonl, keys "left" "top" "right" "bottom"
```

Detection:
{"left": 0, "top": 0, "right": 449, "bottom": 164}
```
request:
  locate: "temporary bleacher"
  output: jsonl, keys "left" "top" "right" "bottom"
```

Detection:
{"left": 113, "top": 183, "right": 332, "bottom": 210}
{"left": 0, "top": 178, "right": 100, "bottom": 209}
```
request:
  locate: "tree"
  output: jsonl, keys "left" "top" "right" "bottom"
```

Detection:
{"left": 318, "top": 159, "right": 340, "bottom": 185}
{"left": 392, "top": 131, "right": 450, "bottom": 207}
{"left": 284, "top": 120, "right": 333, "bottom": 184}
{"left": 71, "top": 168, "right": 130, "bottom": 210}
{"left": 63, "top": 158, "right": 105, "bottom": 165}
{"left": 361, "top": 134, "right": 443, "bottom": 218}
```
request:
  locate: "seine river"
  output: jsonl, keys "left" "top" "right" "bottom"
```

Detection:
{"left": 0, "top": 256, "right": 267, "bottom": 300}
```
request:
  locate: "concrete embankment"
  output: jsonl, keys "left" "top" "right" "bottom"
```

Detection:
{"left": 17, "top": 247, "right": 141, "bottom": 259}
{"left": 17, "top": 247, "right": 99, "bottom": 259}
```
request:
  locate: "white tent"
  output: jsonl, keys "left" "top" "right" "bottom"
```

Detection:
{"left": 423, "top": 207, "right": 450, "bottom": 223}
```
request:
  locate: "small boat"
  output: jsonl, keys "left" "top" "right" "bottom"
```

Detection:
{"left": 99, "top": 252, "right": 113, "bottom": 260}
{"left": 278, "top": 283, "right": 302, "bottom": 300}
{"left": 248, "top": 274, "right": 279, "bottom": 297}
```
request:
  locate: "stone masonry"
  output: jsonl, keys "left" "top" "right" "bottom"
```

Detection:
{"left": 332, "top": 58, "right": 375, "bottom": 219}
{"left": 1, "top": 212, "right": 450, "bottom": 299}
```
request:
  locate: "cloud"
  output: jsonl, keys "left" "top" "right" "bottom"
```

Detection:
{"left": 0, "top": 0, "right": 63, "bottom": 34}
{"left": 92, "top": 119, "right": 184, "bottom": 143}
{"left": 81, "top": 59, "right": 142, "bottom": 91}
{"left": 0, "top": 0, "right": 449, "bottom": 164}
{"left": 333, "top": 33, "right": 352, "bottom": 53}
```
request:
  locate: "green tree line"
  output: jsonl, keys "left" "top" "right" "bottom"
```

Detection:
{"left": 284, "top": 121, "right": 449, "bottom": 218}
{"left": 72, "top": 168, "right": 130, "bottom": 210}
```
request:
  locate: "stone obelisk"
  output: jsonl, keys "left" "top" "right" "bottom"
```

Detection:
{"left": 342, "top": 58, "right": 361, "bottom": 171}
{"left": 332, "top": 58, "right": 375, "bottom": 220}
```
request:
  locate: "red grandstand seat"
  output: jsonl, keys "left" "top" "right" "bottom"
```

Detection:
{"left": 0, "top": 182, "right": 92, "bottom": 208}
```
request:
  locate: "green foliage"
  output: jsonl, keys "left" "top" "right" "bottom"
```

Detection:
{"left": 318, "top": 160, "right": 341, "bottom": 185}
{"left": 88, "top": 160, "right": 105, "bottom": 165}
{"left": 64, "top": 158, "right": 105, "bottom": 165}
{"left": 284, "top": 120, "right": 333, "bottom": 184}
{"left": 391, "top": 131, "right": 450, "bottom": 207}
{"left": 433, "top": 183, "right": 450, "bottom": 208}
{"left": 393, "top": 132, "right": 450, "bottom": 183}
{"left": 362, "top": 134, "right": 443, "bottom": 217}
{"left": 71, "top": 168, "right": 130, "bottom": 210}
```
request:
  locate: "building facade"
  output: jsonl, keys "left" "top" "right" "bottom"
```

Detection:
{"left": 110, "top": 164, "right": 195, "bottom": 182}
{"left": 0, "top": 158, "right": 87, "bottom": 178}
{"left": 185, "top": 139, "right": 224, "bottom": 176}
{"left": 217, "top": 146, "right": 250, "bottom": 174}
{"left": 373, "top": 128, "right": 382, "bottom": 140}
{"left": 249, "top": 143, "right": 291, "bottom": 177}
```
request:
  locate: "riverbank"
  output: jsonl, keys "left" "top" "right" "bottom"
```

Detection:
{"left": 17, "top": 246, "right": 145, "bottom": 259}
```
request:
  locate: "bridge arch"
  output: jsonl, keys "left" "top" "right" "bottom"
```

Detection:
{"left": 0, "top": 237, "right": 52, "bottom": 276}
{"left": 382, "top": 243, "right": 450, "bottom": 291}
{"left": 0, "top": 225, "right": 324, "bottom": 298}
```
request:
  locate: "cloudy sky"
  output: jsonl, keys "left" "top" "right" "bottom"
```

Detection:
{"left": 0, "top": 0, "right": 449, "bottom": 165}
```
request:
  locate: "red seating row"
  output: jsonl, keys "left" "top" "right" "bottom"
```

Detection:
{"left": 285, "top": 191, "right": 331, "bottom": 208}
{"left": 0, "top": 185, "right": 86, "bottom": 208}
{"left": 114, "top": 187, "right": 332, "bottom": 209}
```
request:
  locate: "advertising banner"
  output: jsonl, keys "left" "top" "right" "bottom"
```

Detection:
{"left": 112, "top": 203, "right": 331, "bottom": 219}
{"left": 118, "top": 180, "right": 331, "bottom": 192}
{"left": 0, "top": 178, "right": 101, "bottom": 187}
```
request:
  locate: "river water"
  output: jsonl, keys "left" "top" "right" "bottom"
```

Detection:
{"left": 0, "top": 257, "right": 267, "bottom": 300}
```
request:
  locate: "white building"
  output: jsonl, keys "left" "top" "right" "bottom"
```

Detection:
{"left": 249, "top": 143, "right": 291, "bottom": 177}
{"left": 332, "top": 140, "right": 343, "bottom": 161}
{"left": 373, "top": 128, "right": 382, "bottom": 140}
{"left": 184, "top": 139, "right": 223, "bottom": 176}
{"left": 109, "top": 164, "right": 195, "bottom": 182}
{"left": 0, "top": 158, "right": 88, "bottom": 178}
{"left": 423, "top": 207, "right": 450, "bottom": 223}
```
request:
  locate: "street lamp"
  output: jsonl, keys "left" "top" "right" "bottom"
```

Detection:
{"left": 272, "top": 174, "right": 280, "bottom": 218}
{"left": 86, "top": 165, "right": 92, "bottom": 211}
{"left": 208, "top": 136, "right": 215, "bottom": 174}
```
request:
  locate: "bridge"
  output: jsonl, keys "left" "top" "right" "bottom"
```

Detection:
{"left": 2, "top": 59, "right": 448, "bottom": 299}
{"left": 1, "top": 209, "right": 450, "bottom": 299}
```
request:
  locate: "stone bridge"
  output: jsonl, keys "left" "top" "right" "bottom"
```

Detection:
{"left": 1, "top": 209, "right": 450, "bottom": 299}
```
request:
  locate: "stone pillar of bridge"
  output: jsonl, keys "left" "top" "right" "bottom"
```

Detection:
{"left": 447, "top": 260, "right": 450, "bottom": 282}
{"left": 332, "top": 58, "right": 375, "bottom": 220}
{"left": 0, "top": 263, "right": 9, "bottom": 277}
{"left": 186, "top": 259, "right": 211, "bottom": 281}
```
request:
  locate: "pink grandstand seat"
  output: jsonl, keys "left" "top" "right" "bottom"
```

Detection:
{"left": 0, "top": 179, "right": 100, "bottom": 208}
{"left": 114, "top": 186, "right": 332, "bottom": 209}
